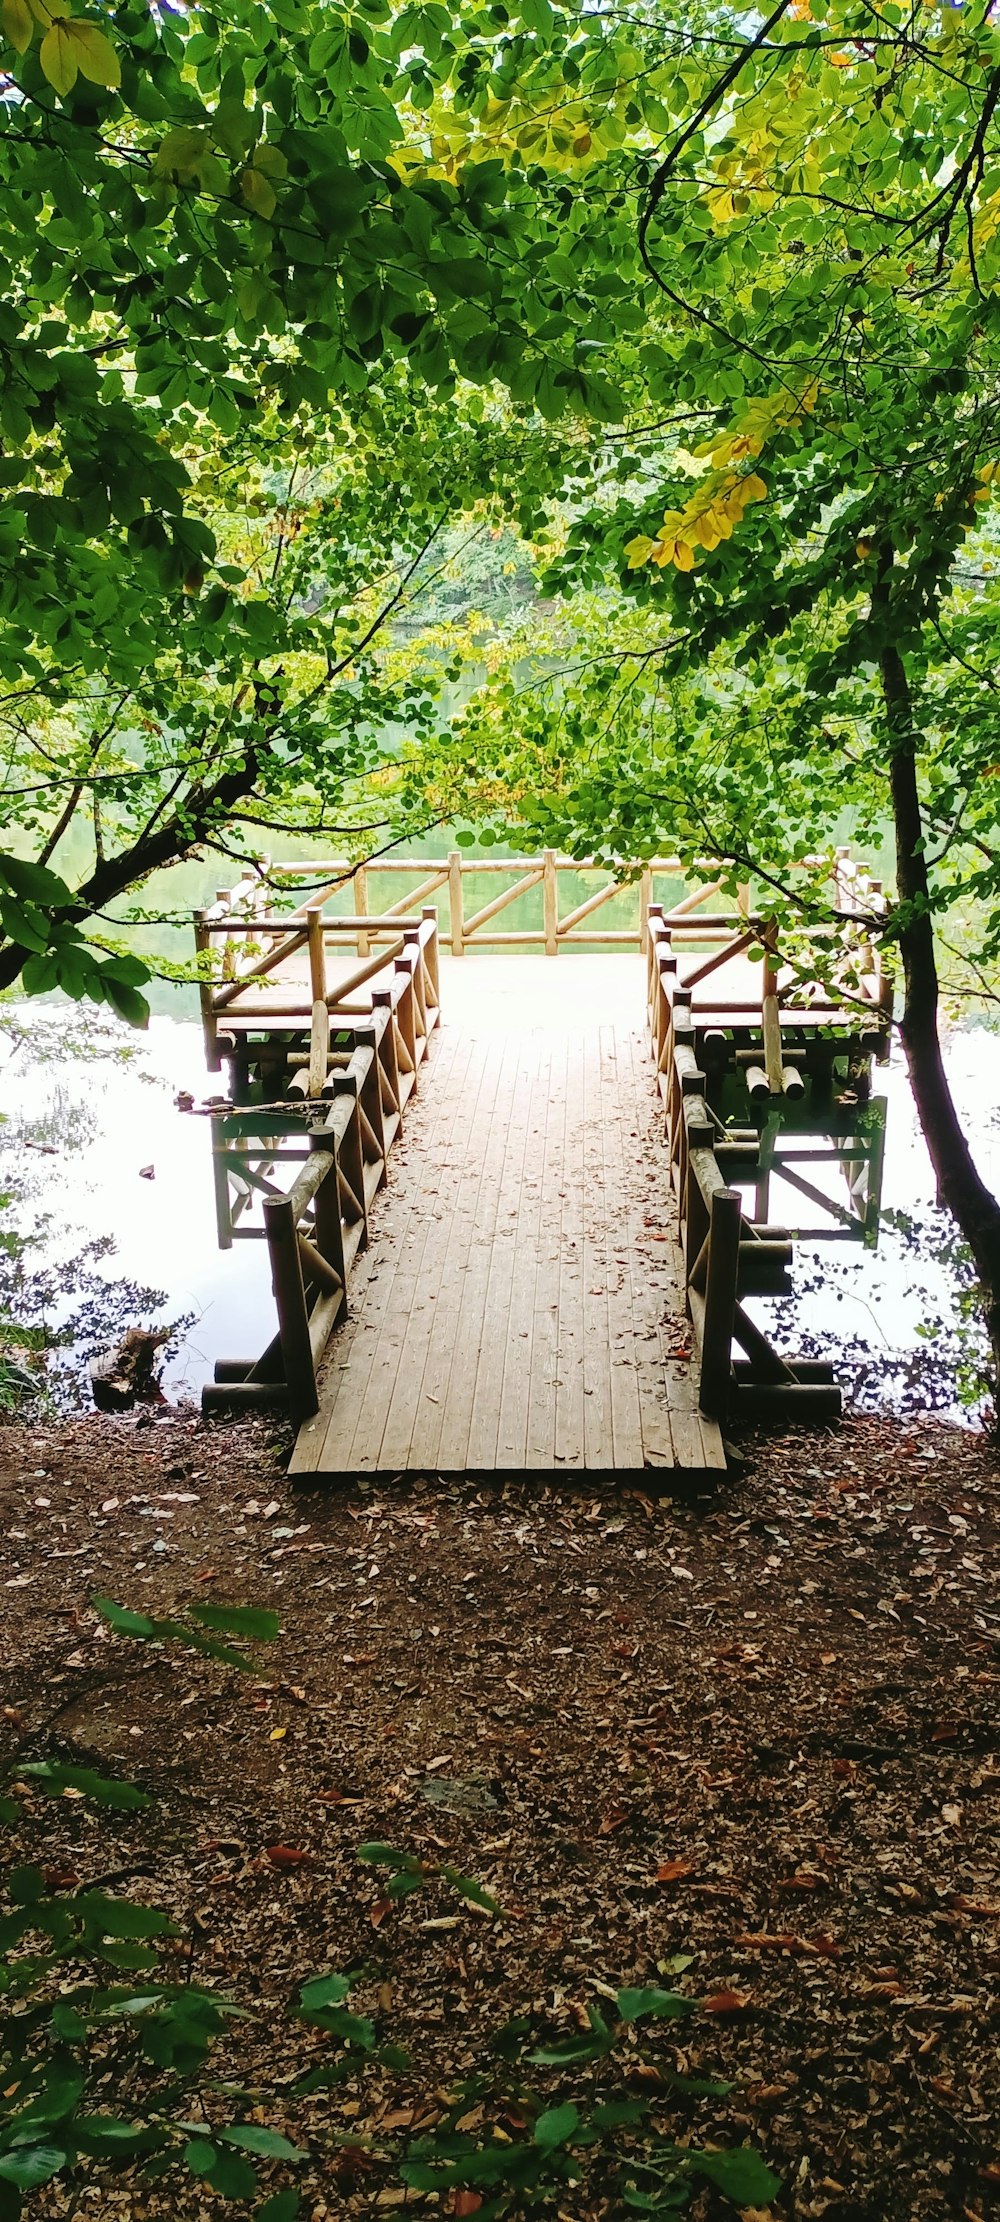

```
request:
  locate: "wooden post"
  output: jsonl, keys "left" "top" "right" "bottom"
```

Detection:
{"left": 372, "top": 990, "right": 401, "bottom": 1121}
{"left": 308, "top": 999, "right": 329, "bottom": 1098}
{"left": 639, "top": 867, "right": 652, "bottom": 954}
{"left": 421, "top": 908, "right": 440, "bottom": 1004}
{"left": 699, "top": 1186, "right": 741, "bottom": 1421}
{"left": 404, "top": 927, "right": 427, "bottom": 1040}
{"left": 333, "top": 1075, "right": 369, "bottom": 1248}
{"left": 210, "top": 1121, "right": 233, "bottom": 1249}
{"left": 543, "top": 848, "right": 558, "bottom": 956}
{"left": 761, "top": 919, "right": 783, "bottom": 1094}
{"left": 194, "top": 909, "right": 220, "bottom": 1069}
{"left": 355, "top": 865, "right": 370, "bottom": 958}
{"left": 307, "top": 906, "right": 326, "bottom": 1005}
{"left": 355, "top": 1027, "right": 387, "bottom": 1174}
{"left": 263, "top": 1194, "right": 318, "bottom": 1421}
{"left": 448, "top": 850, "right": 465, "bottom": 956}
{"left": 310, "top": 1127, "right": 347, "bottom": 1294}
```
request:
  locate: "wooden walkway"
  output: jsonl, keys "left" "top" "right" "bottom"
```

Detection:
{"left": 290, "top": 961, "right": 726, "bottom": 1479}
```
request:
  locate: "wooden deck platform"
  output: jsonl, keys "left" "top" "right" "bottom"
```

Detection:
{"left": 289, "top": 958, "right": 726, "bottom": 1479}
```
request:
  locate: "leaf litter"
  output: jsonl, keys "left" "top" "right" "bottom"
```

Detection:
{"left": 0, "top": 1406, "right": 998, "bottom": 2217}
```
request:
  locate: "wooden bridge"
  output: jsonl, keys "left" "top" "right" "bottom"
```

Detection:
{"left": 192, "top": 854, "right": 891, "bottom": 1478}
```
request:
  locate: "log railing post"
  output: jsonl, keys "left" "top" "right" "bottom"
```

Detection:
{"left": 264, "top": 1193, "right": 317, "bottom": 1421}
{"left": 543, "top": 847, "right": 558, "bottom": 956}
{"left": 310, "top": 1126, "right": 346, "bottom": 1295}
{"left": 448, "top": 850, "right": 465, "bottom": 956}
{"left": 421, "top": 908, "right": 440, "bottom": 1005}
{"left": 639, "top": 868, "right": 653, "bottom": 954}
{"left": 355, "top": 865, "right": 370, "bottom": 957}
{"left": 307, "top": 906, "right": 326, "bottom": 1006}
{"left": 761, "top": 919, "right": 783, "bottom": 1094}
{"left": 333, "top": 1075, "right": 369, "bottom": 1249}
{"left": 195, "top": 909, "right": 220, "bottom": 1070}
{"left": 699, "top": 1186, "right": 741, "bottom": 1421}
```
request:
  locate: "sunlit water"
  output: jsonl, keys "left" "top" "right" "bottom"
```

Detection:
{"left": 0, "top": 992, "right": 996, "bottom": 1423}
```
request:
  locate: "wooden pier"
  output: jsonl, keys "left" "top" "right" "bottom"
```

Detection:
{"left": 194, "top": 853, "right": 892, "bottom": 1471}
{"left": 289, "top": 967, "right": 726, "bottom": 1479}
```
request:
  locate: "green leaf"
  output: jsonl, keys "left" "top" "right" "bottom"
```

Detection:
{"left": 0, "top": 2147, "right": 66, "bottom": 2190}
{"left": 256, "top": 2193, "right": 300, "bottom": 2222}
{"left": 91, "top": 1598, "right": 157, "bottom": 1638}
{"left": 298, "top": 1974, "right": 352, "bottom": 2012}
{"left": 8, "top": 1865, "right": 46, "bottom": 1903}
{"left": 534, "top": 2103, "right": 579, "bottom": 2150}
{"left": 184, "top": 2139, "right": 217, "bottom": 2177}
{"left": 691, "top": 2147, "right": 783, "bottom": 2204}
{"left": 621, "top": 2185, "right": 690, "bottom": 2213}
{"left": 19, "top": 1762, "right": 150, "bottom": 1811}
{"left": 73, "top": 2118, "right": 149, "bottom": 2152}
{"left": 188, "top": 1604, "right": 280, "bottom": 1643}
{"left": 592, "top": 2101, "right": 649, "bottom": 2129}
{"left": 356, "top": 1842, "right": 420, "bottom": 1872}
{"left": 0, "top": 856, "right": 71, "bottom": 905}
{"left": 441, "top": 1866, "right": 502, "bottom": 1915}
{"left": 208, "top": 2150, "right": 259, "bottom": 2200}
{"left": 75, "top": 1894, "right": 176, "bottom": 1939}
{"left": 100, "top": 979, "right": 150, "bottom": 1029}
{"left": 219, "top": 2126, "right": 307, "bottom": 2161}
{"left": 616, "top": 1987, "right": 693, "bottom": 2023}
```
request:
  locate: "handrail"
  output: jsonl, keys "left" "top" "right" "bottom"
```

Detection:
{"left": 200, "top": 852, "right": 732, "bottom": 968}
{"left": 644, "top": 867, "right": 891, "bottom": 1428}
{"left": 204, "top": 930, "right": 442, "bottom": 1418}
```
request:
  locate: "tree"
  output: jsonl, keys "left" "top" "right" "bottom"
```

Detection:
{"left": 0, "top": 0, "right": 627, "bottom": 1010}
{"left": 400, "top": 0, "right": 1000, "bottom": 1380}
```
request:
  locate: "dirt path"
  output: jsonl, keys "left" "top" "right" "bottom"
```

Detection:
{"left": 1, "top": 1410, "right": 998, "bottom": 2219}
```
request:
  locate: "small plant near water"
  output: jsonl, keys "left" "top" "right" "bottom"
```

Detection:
{"left": 2, "top": 1606, "right": 783, "bottom": 2217}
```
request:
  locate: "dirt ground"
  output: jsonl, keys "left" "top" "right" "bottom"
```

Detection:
{"left": 1, "top": 1408, "right": 999, "bottom": 2221}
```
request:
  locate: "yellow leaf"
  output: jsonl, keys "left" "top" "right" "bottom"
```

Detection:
{"left": 40, "top": 15, "right": 119, "bottom": 95}
{"left": 269, "top": 1725, "right": 287, "bottom": 1742}
{"left": 2, "top": 0, "right": 33, "bottom": 54}
{"left": 68, "top": 18, "right": 118, "bottom": 86}
{"left": 241, "top": 164, "right": 277, "bottom": 219}
{"left": 623, "top": 533, "right": 655, "bottom": 570}
{"left": 672, "top": 539, "right": 696, "bottom": 572}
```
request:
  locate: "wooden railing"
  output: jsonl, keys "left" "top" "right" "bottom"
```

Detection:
{"left": 657, "top": 1001, "right": 843, "bottom": 1428}
{"left": 201, "top": 850, "right": 728, "bottom": 964}
{"left": 196, "top": 901, "right": 439, "bottom": 1078}
{"left": 647, "top": 874, "right": 892, "bottom": 1108}
{"left": 203, "top": 987, "right": 429, "bottom": 1419}
{"left": 644, "top": 875, "right": 894, "bottom": 1426}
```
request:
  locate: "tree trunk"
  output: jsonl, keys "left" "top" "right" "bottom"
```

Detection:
{"left": 876, "top": 574, "right": 1000, "bottom": 1395}
{"left": 0, "top": 748, "right": 260, "bottom": 996}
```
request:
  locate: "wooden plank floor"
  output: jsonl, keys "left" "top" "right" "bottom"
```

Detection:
{"left": 290, "top": 959, "right": 726, "bottom": 1479}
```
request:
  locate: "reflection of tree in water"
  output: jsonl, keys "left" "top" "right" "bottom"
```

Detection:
{"left": 0, "top": 1191, "right": 194, "bottom": 1414}
{"left": 0, "top": 1006, "right": 145, "bottom": 1072}
{"left": 767, "top": 1206, "right": 991, "bottom": 1424}
{"left": 0, "top": 1016, "right": 192, "bottom": 1414}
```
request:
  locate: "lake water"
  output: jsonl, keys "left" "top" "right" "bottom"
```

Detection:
{"left": 0, "top": 973, "right": 996, "bottom": 1424}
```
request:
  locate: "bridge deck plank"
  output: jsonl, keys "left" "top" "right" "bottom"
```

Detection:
{"left": 290, "top": 956, "right": 725, "bottom": 1480}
